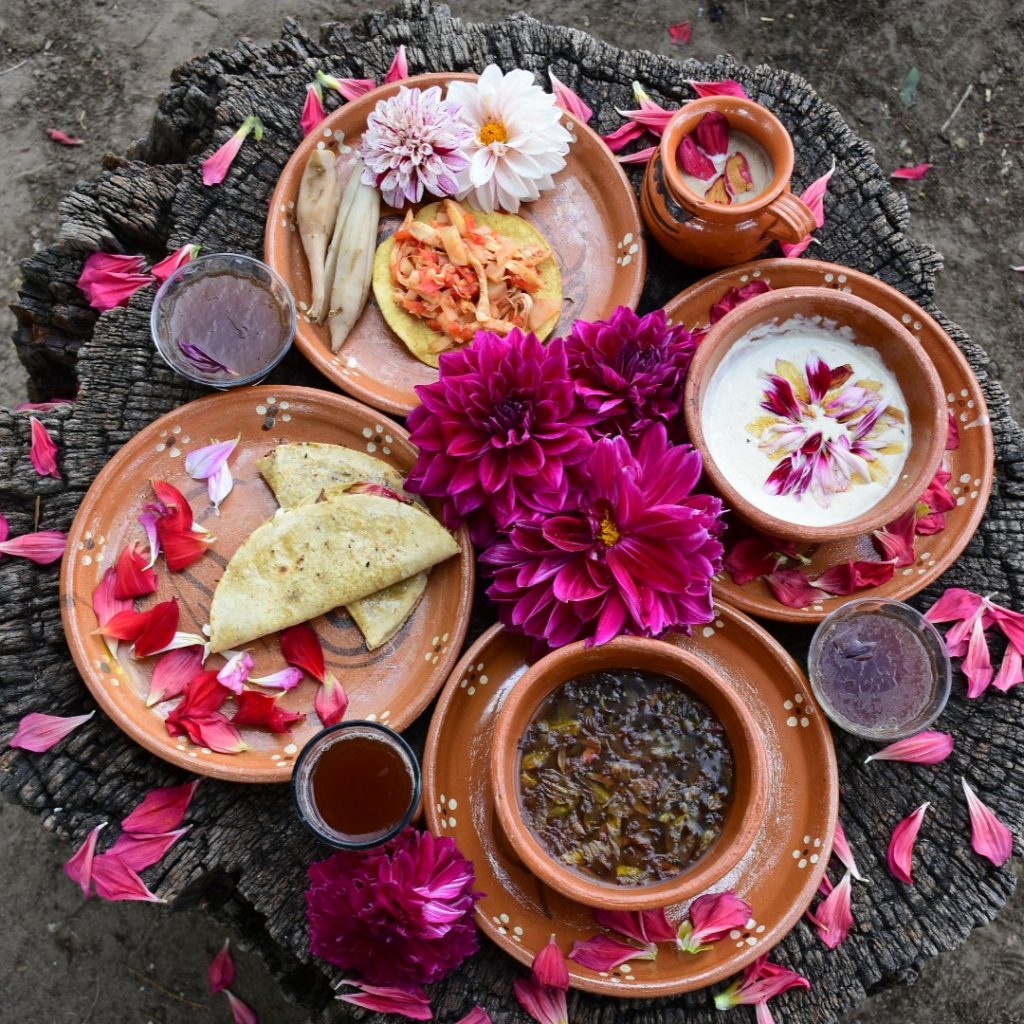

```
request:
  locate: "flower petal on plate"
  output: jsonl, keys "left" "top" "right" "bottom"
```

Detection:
{"left": 513, "top": 975, "right": 567, "bottom": 1024}
{"left": 0, "top": 529, "right": 67, "bottom": 563}
{"left": 724, "top": 536, "right": 783, "bottom": 585}
{"left": 962, "top": 778, "right": 1014, "bottom": 867}
{"left": 122, "top": 780, "right": 200, "bottom": 834}
{"left": 225, "top": 990, "right": 260, "bottom": 1024}
{"left": 865, "top": 730, "right": 954, "bottom": 765}
{"left": 248, "top": 667, "right": 303, "bottom": 691}
{"left": 301, "top": 82, "right": 327, "bottom": 137}
{"left": 873, "top": 507, "right": 917, "bottom": 566}
{"left": 814, "top": 558, "right": 895, "bottom": 595}
{"left": 677, "top": 134, "right": 717, "bottom": 179}
{"left": 47, "top": 127, "right": 84, "bottom": 145}
{"left": 147, "top": 646, "right": 206, "bottom": 706}
{"left": 90, "top": 852, "right": 165, "bottom": 902}
{"left": 384, "top": 45, "right": 409, "bottom": 84}
{"left": 138, "top": 510, "right": 162, "bottom": 568}
{"left": 569, "top": 933, "right": 656, "bottom": 971}
{"left": 765, "top": 567, "right": 823, "bottom": 608}
{"left": 695, "top": 112, "right": 728, "bottom": 158}
{"left": 209, "top": 939, "right": 236, "bottom": 993}
{"left": 64, "top": 821, "right": 106, "bottom": 897}
{"left": 532, "top": 934, "right": 570, "bottom": 990}
{"left": 158, "top": 523, "right": 211, "bottom": 572}
{"left": 964, "top": 612, "right": 994, "bottom": 698}
{"left": 594, "top": 907, "right": 676, "bottom": 944}
{"left": 208, "top": 463, "right": 234, "bottom": 512}
{"left": 132, "top": 599, "right": 181, "bottom": 659}
{"left": 202, "top": 115, "right": 262, "bottom": 187}
{"left": 151, "top": 244, "right": 200, "bottom": 283}
{"left": 217, "top": 650, "right": 254, "bottom": 694}
{"left": 891, "top": 162, "right": 933, "bottom": 180}
{"left": 185, "top": 437, "right": 239, "bottom": 480}
{"left": 280, "top": 623, "right": 327, "bottom": 682}
{"left": 113, "top": 542, "right": 159, "bottom": 599}
{"left": 548, "top": 69, "right": 592, "bottom": 123}
{"left": 808, "top": 871, "right": 854, "bottom": 948}
{"left": 887, "top": 802, "right": 930, "bottom": 884}
{"left": 339, "top": 981, "right": 432, "bottom": 1020}
{"left": 830, "top": 820, "right": 865, "bottom": 882}
{"left": 29, "top": 416, "right": 61, "bottom": 478}
{"left": 10, "top": 710, "right": 94, "bottom": 752}
{"left": 315, "top": 673, "right": 349, "bottom": 728}
{"left": 186, "top": 713, "right": 248, "bottom": 754}
{"left": 231, "top": 691, "right": 305, "bottom": 734}
{"left": 688, "top": 78, "right": 749, "bottom": 99}
{"left": 669, "top": 20, "right": 693, "bottom": 43}
{"left": 677, "top": 890, "right": 752, "bottom": 953}
{"left": 107, "top": 827, "right": 189, "bottom": 872}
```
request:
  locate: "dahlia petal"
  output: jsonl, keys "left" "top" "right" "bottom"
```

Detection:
{"left": 47, "top": 127, "right": 84, "bottom": 145}
{"left": 548, "top": 69, "right": 592, "bottom": 123}
{"left": 695, "top": 111, "right": 728, "bottom": 157}
{"left": 570, "top": 933, "right": 657, "bottom": 971}
{"left": 232, "top": 690, "right": 305, "bottom": 734}
{"left": 925, "top": 587, "right": 985, "bottom": 624}
{"left": 122, "top": 780, "right": 200, "bottom": 834}
{"left": 962, "top": 778, "right": 1014, "bottom": 867}
{"left": 602, "top": 120, "right": 646, "bottom": 153}
{"left": 617, "top": 145, "right": 658, "bottom": 165}
{"left": 151, "top": 244, "right": 200, "bottom": 283}
{"left": 217, "top": 650, "right": 254, "bottom": 694}
{"left": 339, "top": 982, "right": 432, "bottom": 1020}
{"left": 248, "top": 667, "right": 303, "bottom": 691}
{"left": 11, "top": 710, "right": 94, "bottom": 753}
{"left": 64, "top": 822, "right": 106, "bottom": 897}
{"left": 188, "top": 714, "right": 248, "bottom": 754}
{"left": 513, "top": 976, "right": 567, "bottom": 1024}
{"left": 591, "top": 908, "right": 675, "bottom": 947}
{"left": 185, "top": 437, "right": 238, "bottom": 480}
{"left": 873, "top": 508, "right": 917, "bottom": 566}
{"left": 779, "top": 159, "right": 835, "bottom": 258}
{"left": 384, "top": 45, "right": 409, "bottom": 83}
{"left": 90, "top": 853, "right": 166, "bottom": 902}
{"left": 714, "top": 955, "right": 810, "bottom": 1008}
{"left": 689, "top": 79, "right": 749, "bottom": 99}
{"left": 533, "top": 934, "right": 570, "bottom": 990}
{"left": 134, "top": 599, "right": 181, "bottom": 658}
{"left": 202, "top": 115, "right": 262, "bottom": 186}
{"left": 301, "top": 82, "right": 327, "bottom": 136}
{"left": 280, "top": 623, "right": 327, "bottom": 682}
{"left": 225, "top": 991, "right": 260, "bottom": 1024}
{"left": 678, "top": 134, "right": 717, "bottom": 179}
{"left": 29, "top": 416, "right": 61, "bottom": 478}
{"left": 992, "top": 646, "right": 1024, "bottom": 692}
{"left": 0, "top": 529, "right": 67, "bottom": 563}
{"left": 455, "top": 1009, "right": 492, "bottom": 1024}
{"left": 334, "top": 77, "right": 376, "bottom": 100}
{"left": 206, "top": 462, "right": 233, "bottom": 511}
{"left": 724, "top": 537, "right": 784, "bottom": 585}
{"left": 964, "top": 612, "right": 994, "bottom": 698}
{"left": 830, "top": 820, "right": 866, "bottom": 882}
{"left": 676, "top": 891, "right": 752, "bottom": 953}
{"left": 614, "top": 105, "right": 674, "bottom": 132}
{"left": 814, "top": 559, "right": 895, "bottom": 595}
{"left": 891, "top": 162, "right": 933, "bottom": 179}
{"left": 113, "top": 542, "right": 159, "bottom": 599}
{"left": 946, "top": 409, "right": 961, "bottom": 450}
{"left": 107, "top": 827, "right": 188, "bottom": 872}
{"left": 865, "top": 730, "right": 954, "bottom": 765}
{"left": 209, "top": 939, "right": 236, "bottom": 994}
{"left": 887, "top": 802, "right": 929, "bottom": 884}
{"left": 669, "top": 20, "right": 693, "bottom": 43}
{"left": 315, "top": 673, "right": 348, "bottom": 728}
{"left": 765, "top": 568, "right": 822, "bottom": 608}
{"left": 809, "top": 871, "right": 854, "bottom": 948}
{"left": 989, "top": 603, "right": 1024, "bottom": 655}
{"left": 147, "top": 646, "right": 205, "bottom": 706}
{"left": 157, "top": 523, "right": 209, "bottom": 572}
{"left": 77, "top": 252, "right": 155, "bottom": 311}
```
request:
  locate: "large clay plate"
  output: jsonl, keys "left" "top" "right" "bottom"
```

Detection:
{"left": 265, "top": 73, "right": 646, "bottom": 418}
{"left": 61, "top": 386, "right": 474, "bottom": 783}
{"left": 665, "top": 258, "right": 995, "bottom": 624}
{"left": 423, "top": 605, "right": 838, "bottom": 998}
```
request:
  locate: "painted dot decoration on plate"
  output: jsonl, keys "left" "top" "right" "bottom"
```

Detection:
{"left": 783, "top": 694, "right": 812, "bottom": 728}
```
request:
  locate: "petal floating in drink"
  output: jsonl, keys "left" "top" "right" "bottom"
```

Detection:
{"left": 887, "top": 802, "right": 930, "bottom": 884}
{"left": 548, "top": 69, "right": 593, "bottom": 123}
{"left": 705, "top": 173, "right": 732, "bottom": 205}
{"left": 962, "top": 778, "right": 1014, "bottom": 867}
{"left": 678, "top": 134, "right": 717, "bottom": 180}
{"left": 178, "top": 341, "right": 238, "bottom": 376}
{"left": 695, "top": 112, "right": 729, "bottom": 157}
{"left": 865, "top": 730, "right": 954, "bottom": 765}
{"left": 10, "top": 710, "right": 94, "bottom": 753}
{"left": 29, "top": 416, "right": 60, "bottom": 478}
{"left": 202, "top": 114, "right": 264, "bottom": 187}
{"left": 725, "top": 151, "right": 754, "bottom": 195}
{"left": 64, "top": 821, "right": 106, "bottom": 897}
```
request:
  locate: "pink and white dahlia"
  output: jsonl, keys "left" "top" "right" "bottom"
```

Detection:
{"left": 564, "top": 306, "right": 697, "bottom": 441}
{"left": 307, "top": 828, "right": 481, "bottom": 989}
{"left": 406, "top": 328, "right": 595, "bottom": 546}
{"left": 483, "top": 425, "right": 724, "bottom": 648}
{"left": 360, "top": 85, "right": 473, "bottom": 207}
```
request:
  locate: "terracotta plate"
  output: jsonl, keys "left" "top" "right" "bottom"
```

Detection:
{"left": 265, "top": 73, "right": 646, "bottom": 418}
{"left": 423, "top": 604, "right": 838, "bottom": 998}
{"left": 665, "top": 258, "right": 995, "bottom": 624}
{"left": 61, "top": 386, "right": 474, "bottom": 783}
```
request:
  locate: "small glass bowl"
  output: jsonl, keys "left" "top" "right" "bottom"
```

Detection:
{"left": 292, "top": 722, "right": 422, "bottom": 850}
{"left": 150, "top": 252, "right": 296, "bottom": 388}
{"left": 808, "top": 598, "right": 951, "bottom": 741}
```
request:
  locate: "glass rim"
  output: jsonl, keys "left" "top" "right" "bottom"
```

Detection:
{"left": 292, "top": 721, "right": 422, "bottom": 850}
{"left": 149, "top": 251, "right": 297, "bottom": 388}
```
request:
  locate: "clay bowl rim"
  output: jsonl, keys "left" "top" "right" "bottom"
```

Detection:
{"left": 660, "top": 96, "right": 794, "bottom": 219}
{"left": 489, "top": 635, "right": 768, "bottom": 912}
{"left": 683, "top": 284, "right": 948, "bottom": 544}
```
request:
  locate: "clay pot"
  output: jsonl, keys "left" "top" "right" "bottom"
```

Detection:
{"left": 684, "top": 285, "right": 947, "bottom": 544}
{"left": 489, "top": 636, "right": 768, "bottom": 912}
{"left": 641, "top": 97, "right": 817, "bottom": 268}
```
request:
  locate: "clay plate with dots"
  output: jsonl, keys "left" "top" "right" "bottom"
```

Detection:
{"left": 61, "top": 386, "right": 474, "bottom": 783}
{"left": 664, "top": 258, "right": 995, "bottom": 624}
{"left": 264, "top": 73, "right": 646, "bottom": 418}
{"left": 423, "top": 604, "right": 838, "bottom": 998}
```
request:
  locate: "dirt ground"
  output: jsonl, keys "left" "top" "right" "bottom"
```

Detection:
{"left": 0, "top": 0, "right": 1022, "bottom": 1022}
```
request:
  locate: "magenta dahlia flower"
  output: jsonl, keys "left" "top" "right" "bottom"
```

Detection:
{"left": 482, "top": 425, "right": 725, "bottom": 647}
{"left": 306, "top": 828, "right": 481, "bottom": 989}
{"left": 564, "top": 306, "right": 698, "bottom": 441}
{"left": 406, "top": 328, "right": 595, "bottom": 546}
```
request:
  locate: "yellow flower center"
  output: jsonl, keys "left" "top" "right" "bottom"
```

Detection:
{"left": 599, "top": 513, "right": 621, "bottom": 547}
{"left": 478, "top": 119, "right": 509, "bottom": 145}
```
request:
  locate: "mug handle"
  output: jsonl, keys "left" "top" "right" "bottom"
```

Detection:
{"left": 763, "top": 192, "right": 818, "bottom": 244}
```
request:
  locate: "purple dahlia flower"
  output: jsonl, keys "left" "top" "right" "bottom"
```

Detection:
{"left": 306, "top": 828, "right": 481, "bottom": 989}
{"left": 564, "top": 306, "right": 698, "bottom": 441}
{"left": 482, "top": 424, "right": 725, "bottom": 648}
{"left": 406, "top": 328, "right": 595, "bottom": 546}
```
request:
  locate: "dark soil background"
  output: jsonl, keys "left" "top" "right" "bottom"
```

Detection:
{"left": 0, "top": 1, "right": 1022, "bottom": 1022}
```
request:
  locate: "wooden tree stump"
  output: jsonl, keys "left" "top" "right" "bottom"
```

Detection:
{"left": 3, "top": 3, "right": 1022, "bottom": 1021}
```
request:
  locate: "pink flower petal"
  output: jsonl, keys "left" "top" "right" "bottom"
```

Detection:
{"left": 548, "top": 69, "right": 593, "bottom": 124}
{"left": 602, "top": 120, "right": 647, "bottom": 153}
{"left": 90, "top": 852, "right": 165, "bottom": 902}
{"left": 185, "top": 437, "right": 238, "bottom": 480}
{"left": 332, "top": 76, "right": 376, "bottom": 101}
{"left": 64, "top": 822, "right": 106, "bottom": 897}
{"left": 47, "top": 127, "right": 84, "bottom": 145}
{"left": 513, "top": 976, "right": 567, "bottom": 1024}
{"left": 202, "top": 115, "right": 262, "bottom": 187}
{"left": 617, "top": 145, "right": 658, "bottom": 165}
{"left": 695, "top": 112, "right": 729, "bottom": 158}
{"left": 831, "top": 820, "right": 865, "bottom": 882}
{"left": 925, "top": 587, "right": 985, "bottom": 624}
{"left": 964, "top": 612, "right": 994, "bottom": 698}
{"left": 15, "top": 398, "right": 74, "bottom": 412}
{"left": 891, "top": 162, "right": 933, "bottom": 180}
{"left": 225, "top": 991, "right": 260, "bottom": 1024}
{"left": 138, "top": 510, "right": 161, "bottom": 569}
{"left": 678, "top": 134, "right": 717, "bottom": 179}
{"left": 77, "top": 252, "right": 155, "bottom": 311}
{"left": 569, "top": 933, "right": 656, "bottom": 971}
{"left": 669, "top": 21, "right": 693, "bottom": 43}
{"left": 715, "top": 955, "right": 811, "bottom": 1008}
{"left": 208, "top": 463, "right": 234, "bottom": 512}
{"left": 989, "top": 602, "right": 1024, "bottom": 656}
{"left": 209, "top": 939, "right": 236, "bottom": 994}
{"left": 594, "top": 907, "right": 676, "bottom": 944}
{"left": 339, "top": 982, "right": 432, "bottom": 1020}
{"left": 315, "top": 673, "right": 349, "bottom": 728}
{"left": 189, "top": 714, "right": 248, "bottom": 754}
{"left": 808, "top": 871, "right": 854, "bottom": 948}
{"left": 92, "top": 567, "right": 132, "bottom": 628}
{"left": 384, "top": 45, "right": 409, "bottom": 84}
{"left": 614, "top": 105, "right": 675, "bottom": 134}
{"left": 10, "top": 710, "right": 94, "bottom": 752}
{"left": 151, "top": 244, "right": 200, "bottom": 283}
{"left": 677, "top": 891, "right": 752, "bottom": 953}
{"left": 455, "top": 1010, "right": 492, "bottom": 1024}
{"left": 992, "top": 645, "right": 1024, "bottom": 692}
{"left": 122, "top": 780, "right": 200, "bottom": 834}
{"left": 0, "top": 529, "right": 67, "bottom": 564}
{"left": 107, "top": 827, "right": 188, "bottom": 872}
{"left": 29, "top": 416, "right": 61, "bottom": 478}
{"left": 962, "top": 778, "right": 1014, "bottom": 867}
{"left": 533, "top": 934, "right": 570, "bottom": 989}
{"left": 147, "top": 647, "right": 205, "bottom": 706}
{"left": 865, "top": 730, "right": 954, "bottom": 765}
{"left": 217, "top": 651, "right": 254, "bottom": 694}
{"left": 0, "top": 514, "right": 7, "bottom": 544}
{"left": 688, "top": 79, "right": 750, "bottom": 99}
{"left": 887, "top": 802, "right": 930, "bottom": 884}
{"left": 765, "top": 567, "right": 823, "bottom": 608}
{"left": 873, "top": 507, "right": 917, "bottom": 566}
{"left": 779, "top": 159, "right": 835, "bottom": 258}
{"left": 301, "top": 82, "right": 327, "bottom": 137}
{"left": 248, "top": 667, "right": 303, "bottom": 691}
{"left": 814, "top": 558, "right": 895, "bottom": 595}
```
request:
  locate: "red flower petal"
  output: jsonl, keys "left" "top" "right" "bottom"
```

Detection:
{"left": 688, "top": 79, "right": 749, "bottom": 99}
{"left": 133, "top": 599, "right": 181, "bottom": 658}
{"left": 158, "top": 524, "right": 210, "bottom": 571}
{"left": 29, "top": 416, "right": 61, "bottom": 478}
{"left": 339, "top": 982, "right": 432, "bottom": 1020}
{"left": 90, "top": 852, "right": 165, "bottom": 902}
{"left": 122, "top": 780, "right": 200, "bottom": 834}
{"left": 151, "top": 479, "right": 194, "bottom": 530}
{"left": 708, "top": 280, "right": 772, "bottom": 325}
{"left": 765, "top": 567, "right": 823, "bottom": 608}
{"left": 946, "top": 409, "right": 961, "bottom": 450}
{"left": 384, "top": 45, "right": 409, "bottom": 84}
{"left": 0, "top": 529, "right": 67, "bottom": 563}
{"left": 225, "top": 991, "right": 260, "bottom": 1024}
{"left": 300, "top": 82, "right": 327, "bottom": 137}
{"left": 602, "top": 120, "right": 646, "bottom": 153}
{"left": 151, "top": 243, "right": 200, "bottom": 282}
{"left": 705, "top": 173, "right": 732, "bottom": 204}
{"left": 814, "top": 558, "right": 895, "bottom": 595}
{"left": 107, "top": 828, "right": 188, "bottom": 872}
{"left": 780, "top": 159, "right": 835, "bottom": 258}
{"left": 532, "top": 934, "right": 569, "bottom": 990}
{"left": 873, "top": 508, "right": 917, "bottom": 566}
{"left": 10, "top": 710, "right": 94, "bottom": 752}
{"left": 513, "top": 975, "right": 567, "bottom": 1024}
{"left": 726, "top": 151, "right": 754, "bottom": 195}
{"left": 46, "top": 127, "right": 84, "bottom": 145}
{"left": 963, "top": 612, "right": 994, "bottom": 698}
{"left": 315, "top": 673, "right": 349, "bottom": 728}
{"left": 594, "top": 907, "right": 676, "bottom": 944}
{"left": 209, "top": 939, "right": 236, "bottom": 994}
{"left": 677, "top": 134, "right": 717, "bottom": 179}
{"left": 147, "top": 646, "right": 206, "bottom": 706}
{"left": 548, "top": 69, "right": 593, "bottom": 124}
{"left": 570, "top": 933, "right": 656, "bottom": 971}
{"left": 891, "top": 162, "right": 933, "bottom": 180}
{"left": 64, "top": 822, "right": 106, "bottom": 897}
{"left": 695, "top": 112, "right": 729, "bottom": 158}
{"left": 962, "top": 778, "right": 1014, "bottom": 867}
{"left": 182, "top": 714, "right": 248, "bottom": 754}
{"left": 807, "top": 871, "right": 854, "bottom": 948}
{"left": 669, "top": 21, "right": 693, "bottom": 44}
{"left": 280, "top": 623, "right": 327, "bottom": 682}
{"left": 113, "top": 542, "right": 159, "bottom": 599}
{"left": 202, "top": 115, "right": 262, "bottom": 187}
{"left": 616, "top": 145, "right": 658, "bottom": 165}
{"left": 831, "top": 820, "right": 865, "bottom": 881}
{"left": 77, "top": 252, "right": 154, "bottom": 311}
{"left": 887, "top": 802, "right": 930, "bottom": 884}
{"left": 925, "top": 587, "right": 985, "bottom": 624}
{"left": 677, "top": 890, "right": 752, "bottom": 952}
{"left": 231, "top": 691, "right": 305, "bottom": 733}
{"left": 865, "top": 730, "right": 954, "bottom": 765}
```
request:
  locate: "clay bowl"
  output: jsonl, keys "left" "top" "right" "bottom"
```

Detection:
{"left": 684, "top": 285, "right": 947, "bottom": 544}
{"left": 489, "top": 636, "right": 768, "bottom": 912}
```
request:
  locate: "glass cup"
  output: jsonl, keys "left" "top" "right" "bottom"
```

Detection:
{"left": 150, "top": 252, "right": 296, "bottom": 388}
{"left": 293, "top": 722, "right": 422, "bottom": 850}
{"left": 808, "top": 598, "right": 952, "bottom": 741}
